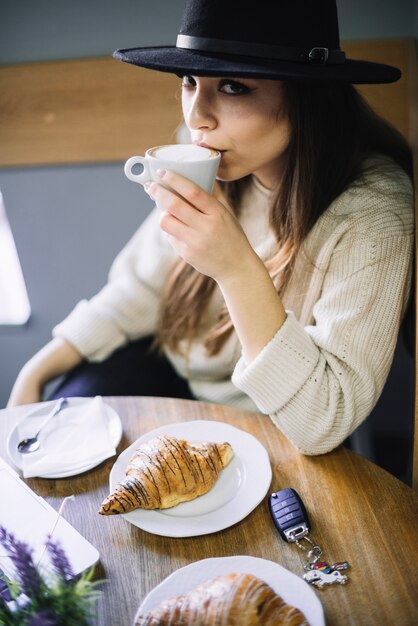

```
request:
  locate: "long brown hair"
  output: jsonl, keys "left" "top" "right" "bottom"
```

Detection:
{"left": 155, "top": 81, "right": 413, "bottom": 355}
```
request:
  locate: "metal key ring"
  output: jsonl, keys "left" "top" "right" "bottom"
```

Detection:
{"left": 291, "top": 534, "right": 323, "bottom": 563}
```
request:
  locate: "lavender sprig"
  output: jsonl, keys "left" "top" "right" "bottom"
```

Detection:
{"left": 0, "top": 526, "right": 44, "bottom": 598}
{"left": 0, "top": 525, "right": 103, "bottom": 626}
{"left": 27, "top": 609, "right": 59, "bottom": 626}
{"left": 44, "top": 538, "right": 74, "bottom": 582}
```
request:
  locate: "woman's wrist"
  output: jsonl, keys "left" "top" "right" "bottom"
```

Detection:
{"left": 217, "top": 253, "right": 287, "bottom": 362}
{"left": 215, "top": 247, "right": 264, "bottom": 290}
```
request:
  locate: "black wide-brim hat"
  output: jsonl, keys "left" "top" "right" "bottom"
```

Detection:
{"left": 113, "top": 0, "right": 401, "bottom": 84}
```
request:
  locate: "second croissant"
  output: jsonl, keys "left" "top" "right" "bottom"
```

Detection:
{"left": 99, "top": 434, "right": 234, "bottom": 514}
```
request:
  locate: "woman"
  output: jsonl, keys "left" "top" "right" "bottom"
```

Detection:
{"left": 8, "top": 0, "right": 413, "bottom": 455}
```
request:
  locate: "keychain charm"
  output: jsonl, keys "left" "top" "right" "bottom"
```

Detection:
{"left": 303, "top": 561, "right": 349, "bottom": 588}
{"left": 269, "top": 488, "right": 350, "bottom": 588}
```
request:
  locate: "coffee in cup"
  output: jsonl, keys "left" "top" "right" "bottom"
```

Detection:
{"left": 124, "top": 144, "right": 221, "bottom": 194}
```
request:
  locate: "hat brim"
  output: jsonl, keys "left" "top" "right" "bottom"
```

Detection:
{"left": 113, "top": 46, "right": 401, "bottom": 84}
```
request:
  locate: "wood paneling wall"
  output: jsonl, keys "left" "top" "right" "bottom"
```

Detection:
{"left": 0, "top": 39, "right": 414, "bottom": 168}
{"left": 0, "top": 59, "right": 181, "bottom": 167}
{"left": 344, "top": 38, "right": 412, "bottom": 139}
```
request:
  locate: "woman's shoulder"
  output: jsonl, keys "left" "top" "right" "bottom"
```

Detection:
{"left": 309, "top": 154, "right": 414, "bottom": 249}
{"left": 327, "top": 154, "right": 413, "bottom": 229}
{"left": 360, "top": 153, "right": 412, "bottom": 193}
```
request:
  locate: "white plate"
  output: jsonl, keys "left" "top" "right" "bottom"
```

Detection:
{"left": 7, "top": 397, "right": 123, "bottom": 479}
{"left": 109, "top": 420, "right": 272, "bottom": 537}
{"left": 135, "top": 556, "right": 325, "bottom": 626}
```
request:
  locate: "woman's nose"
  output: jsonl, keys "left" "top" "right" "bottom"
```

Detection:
{"left": 184, "top": 92, "right": 217, "bottom": 132}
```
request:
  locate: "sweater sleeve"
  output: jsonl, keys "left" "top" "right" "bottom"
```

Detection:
{"left": 232, "top": 200, "right": 413, "bottom": 455}
{"left": 52, "top": 207, "right": 175, "bottom": 361}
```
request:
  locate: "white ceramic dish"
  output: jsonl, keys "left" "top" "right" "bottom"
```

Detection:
{"left": 109, "top": 420, "right": 272, "bottom": 537}
{"left": 135, "top": 555, "right": 325, "bottom": 626}
{"left": 7, "top": 397, "right": 123, "bottom": 478}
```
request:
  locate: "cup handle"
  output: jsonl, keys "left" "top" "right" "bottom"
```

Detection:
{"left": 124, "top": 156, "right": 150, "bottom": 185}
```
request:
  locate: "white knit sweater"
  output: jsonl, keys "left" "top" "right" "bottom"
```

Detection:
{"left": 53, "top": 156, "right": 414, "bottom": 454}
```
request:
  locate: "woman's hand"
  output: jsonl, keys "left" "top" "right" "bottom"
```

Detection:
{"left": 146, "top": 169, "right": 258, "bottom": 283}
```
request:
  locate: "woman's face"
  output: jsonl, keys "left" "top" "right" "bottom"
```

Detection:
{"left": 181, "top": 76, "right": 291, "bottom": 189}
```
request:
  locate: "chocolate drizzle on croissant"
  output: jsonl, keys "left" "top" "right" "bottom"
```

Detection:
{"left": 134, "top": 573, "right": 310, "bottom": 626}
{"left": 99, "top": 435, "right": 234, "bottom": 514}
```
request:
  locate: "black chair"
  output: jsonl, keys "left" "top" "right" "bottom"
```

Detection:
{"left": 347, "top": 290, "right": 415, "bottom": 485}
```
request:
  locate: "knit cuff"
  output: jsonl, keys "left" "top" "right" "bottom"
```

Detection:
{"left": 232, "top": 312, "right": 319, "bottom": 414}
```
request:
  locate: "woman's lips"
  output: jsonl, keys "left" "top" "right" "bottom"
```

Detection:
{"left": 194, "top": 141, "right": 225, "bottom": 153}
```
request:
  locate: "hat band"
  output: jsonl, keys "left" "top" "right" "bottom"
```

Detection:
{"left": 176, "top": 34, "right": 346, "bottom": 66}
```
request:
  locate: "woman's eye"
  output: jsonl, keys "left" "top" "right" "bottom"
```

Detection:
{"left": 220, "top": 81, "right": 250, "bottom": 95}
{"left": 181, "top": 75, "right": 196, "bottom": 89}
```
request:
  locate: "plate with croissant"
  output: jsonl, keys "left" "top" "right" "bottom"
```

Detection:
{"left": 99, "top": 420, "right": 272, "bottom": 537}
{"left": 134, "top": 555, "right": 325, "bottom": 625}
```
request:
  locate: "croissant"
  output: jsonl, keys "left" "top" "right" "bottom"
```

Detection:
{"left": 99, "top": 435, "right": 234, "bottom": 514}
{"left": 134, "top": 572, "right": 310, "bottom": 626}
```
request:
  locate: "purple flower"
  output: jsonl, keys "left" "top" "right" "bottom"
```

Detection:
{"left": 45, "top": 537, "right": 74, "bottom": 581}
{"left": 28, "top": 609, "right": 59, "bottom": 626}
{"left": 0, "top": 526, "right": 43, "bottom": 597}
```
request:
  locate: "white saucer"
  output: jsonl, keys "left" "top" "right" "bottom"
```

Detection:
{"left": 7, "top": 397, "right": 122, "bottom": 478}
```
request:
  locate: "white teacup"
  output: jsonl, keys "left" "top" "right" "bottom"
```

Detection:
{"left": 124, "top": 144, "right": 221, "bottom": 194}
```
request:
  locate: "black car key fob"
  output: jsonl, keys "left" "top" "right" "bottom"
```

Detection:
{"left": 269, "top": 488, "right": 310, "bottom": 542}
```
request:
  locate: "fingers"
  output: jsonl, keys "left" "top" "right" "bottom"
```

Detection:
{"left": 165, "top": 169, "right": 210, "bottom": 212}
{"left": 146, "top": 182, "right": 198, "bottom": 228}
{"left": 159, "top": 209, "right": 190, "bottom": 241}
{"left": 149, "top": 169, "right": 215, "bottom": 215}
{"left": 145, "top": 169, "right": 230, "bottom": 248}
{"left": 144, "top": 180, "right": 196, "bottom": 240}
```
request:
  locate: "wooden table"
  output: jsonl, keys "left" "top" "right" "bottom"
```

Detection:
{"left": 1, "top": 396, "right": 417, "bottom": 625}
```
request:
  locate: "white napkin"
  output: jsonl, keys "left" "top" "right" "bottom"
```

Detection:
{"left": 18, "top": 396, "right": 117, "bottom": 478}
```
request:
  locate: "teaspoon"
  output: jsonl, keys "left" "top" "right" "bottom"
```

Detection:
{"left": 17, "top": 397, "right": 68, "bottom": 454}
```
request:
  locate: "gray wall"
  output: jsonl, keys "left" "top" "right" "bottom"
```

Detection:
{"left": 415, "top": 0, "right": 418, "bottom": 36}
{"left": 338, "top": 0, "right": 414, "bottom": 39}
{"left": 0, "top": 0, "right": 416, "bottom": 409}
{"left": 0, "top": 0, "right": 415, "bottom": 65}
